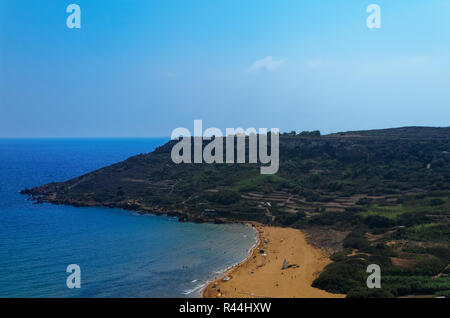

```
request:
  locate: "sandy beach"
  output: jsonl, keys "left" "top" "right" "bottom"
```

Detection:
{"left": 203, "top": 225, "right": 344, "bottom": 298}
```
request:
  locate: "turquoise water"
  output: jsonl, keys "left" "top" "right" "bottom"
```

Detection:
{"left": 0, "top": 139, "right": 256, "bottom": 297}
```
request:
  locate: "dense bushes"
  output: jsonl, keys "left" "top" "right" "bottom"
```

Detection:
{"left": 397, "top": 212, "right": 432, "bottom": 227}
{"left": 317, "top": 240, "right": 450, "bottom": 297}
{"left": 207, "top": 190, "right": 240, "bottom": 205}
{"left": 363, "top": 243, "right": 397, "bottom": 257}
{"left": 312, "top": 258, "right": 367, "bottom": 293}
{"left": 426, "top": 246, "right": 450, "bottom": 261}
{"left": 343, "top": 231, "right": 370, "bottom": 250}
{"left": 414, "top": 258, "right": 448, "bottom": 276}
{"left": 316, "top": 255, "right": 450, "bottom": 297}
{"left": 435, "top": 289, "right": 450, "bottom": 297}
{"left": 356, "top": 197, "right": 372, "bottom": 206}
{"left": 343, "top": 237, "right": 370, "bottom": 250}
{"left": 382, "top": 275, "right": 450, "bottom": 296}
{"left": 297, "top": 130, "right": 321, "bottom": 137}
{"left": 330, "top": 249, "right": 352, "bottom": 262}
{"left": 430, "top": 198, "right": 445, "bottom": 206}
{"left": 364, "top": 215, "right": 396, "bottom": 229}
{"left": 346, "top": 288, "right": 395, "bottom": 298}
{"left": 394, "top": 223, "right": 450, "bottom": 242}
{"left": 309, "top": 211, "right": 362, "bottom": 227}
{"left": 276, "top": 211, "right": 306, "bottom": 226}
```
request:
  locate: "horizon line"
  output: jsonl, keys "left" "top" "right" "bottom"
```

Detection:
{"left": 1, "top": 125, "right": 449, "bottom": 139}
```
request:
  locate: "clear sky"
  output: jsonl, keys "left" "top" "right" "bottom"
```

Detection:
{"left": 0, "top": 0, "right": 449, "bottom": 137}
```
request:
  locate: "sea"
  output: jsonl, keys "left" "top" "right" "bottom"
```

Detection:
{"left": 0, "top": 138, "right": 257, "bottom": 297}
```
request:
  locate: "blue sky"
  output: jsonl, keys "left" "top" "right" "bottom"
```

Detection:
{"left": 0, "top": 0, "right": 449, "bottom": 137}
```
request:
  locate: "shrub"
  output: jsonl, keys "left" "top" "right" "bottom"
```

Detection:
{"left": 343, "top": 237, "right": 370, "bottom": 250}
{"left": 298, "top": 130, "right": 321, "bottom": 137}
{"left": 435, "top": 290, "right": 450, "bottom": 297}
{"left": 330, "top": 249, "right": 352, "bottom": 262}
{"left": 430, "top": 198, "right": 445, "bottom": 206}
{"left": 397, "top": 212, "right": 432, "bottom": 227}
{"left": 382, "top": 275, "right": 450, "bottom": 296}
{"left": 312, "top": 261, "right": 366, "bottom": 294}
{"left": 207, "top": 190, "right": 240, "bottom": 205}
{"left": 309, "top": 212, "right": 362, "bottom": 227}
{"left": 356, "top": 198, "right": 372, "bottom": 206}
{"left": 426, "top": 246, "right": 450, "bottom": 261}
{"left": 343, "top": 231, "right": 370, "bottom": 250}
{"left": 414, "top": 258, "right": 448, "bottom": 276}
{"left": 276, "top": 212, "right": 306, "bottom": 226}
{"left": 364, "top": 215, "right": 396, "bottom": 229}
{"left": 364, "top": 243, "right": 397, "bottom": 257}
{"left": 346, "top": 288, "right": 395, "bottom": 298}
{"left": 327, "top": 182, "right": 343, "bottom": 191}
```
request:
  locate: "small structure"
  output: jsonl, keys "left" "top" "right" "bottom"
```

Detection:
{"left": 281, "top": 259, "right": 289, "bottom": 270}
{"left": 222, "top": 276, "right": 232, "bottom": 282}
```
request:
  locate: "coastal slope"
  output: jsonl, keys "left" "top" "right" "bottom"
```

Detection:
{"left": 21, "top": 127, "right": 450, "bottom": 297}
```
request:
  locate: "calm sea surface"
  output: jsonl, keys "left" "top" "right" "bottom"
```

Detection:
{"left": 0, "top": 138, "right": 256, "bottom": 297}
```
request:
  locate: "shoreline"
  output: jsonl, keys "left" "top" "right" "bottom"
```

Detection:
{"left": 23, "top": 195, "right": 342, "bottom": 298}
{"left": 195, "top": 223, "right": 260, "bottom": 298}
{"left": 199, "top": 223, "right": 261, "bottom": 297}
{"left": 203, "top": 225, "right": 345, "bottom": 298}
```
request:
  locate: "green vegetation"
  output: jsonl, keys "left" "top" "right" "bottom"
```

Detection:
{"left": 233, "top": 174, "right": 286, "bottom": 193}
{"left": 21, "top": 126, "right": 450, "bottom": 298}
{"left": 207, "top": 190, "right": 241, "bottom": 205}
{"left": 394, "top": 223, "right": 450, "bottom": 243}
{"left": 313, "top": 241, "right": 450, "bottom": 297}
{"left": 361, "top": 205, "right": 407, "bottom": 220}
